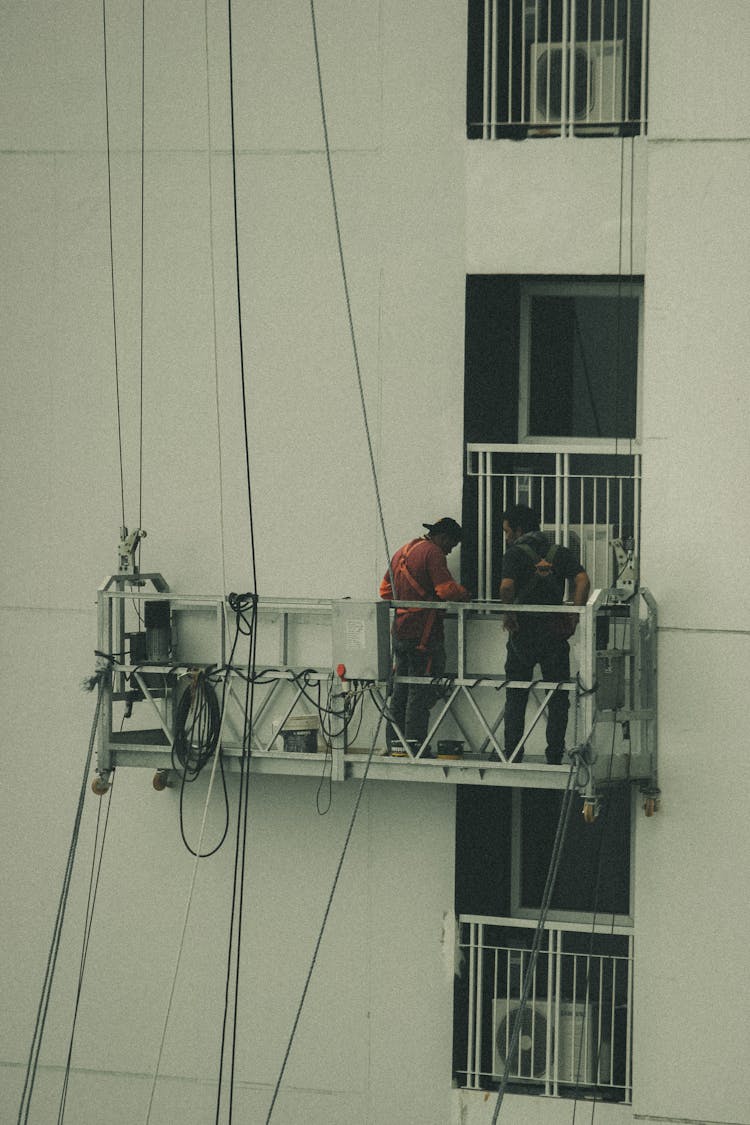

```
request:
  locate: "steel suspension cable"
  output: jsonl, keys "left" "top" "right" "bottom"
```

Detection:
{"left": 138, "top": 0, "right": 146, "bottom": 533}
{"left": 226, "top": 0, "right": 258, "bottom": 585}
{"left": 490, "top": 759, "right": 578, "bottom": 1124}
{"left": 214, "top": 600, "right": 259, "bottom": 1125}
{"left": 214, "top": 3, "right": 261, "bottom": 1118}
{"left": 101, "top": 0, "right": 126, "bottom": 528}
{"left": 203, "top": 0, "right": 229, "bottom": 597}
{"left": 17, "top": 682, "right": 106, "bottom": 1125}
{"left": 144, "top": 684, "right": 236, "bottom": 1125}
{"left": 264, "top": 699, "right": 386, "bottom": 1124}
{"left": 569, "top": 717, "right": 621, "bottom": 1125}
{"left": 57, "top": 773, "right": 116, "bottom": 1124}
{"left": 309, "top": 0, "right": 394, "bottom": 587}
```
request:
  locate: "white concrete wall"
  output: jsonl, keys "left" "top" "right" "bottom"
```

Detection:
{"left": 459, "top": 3, "right": 750, "bottom": 1123}
{"left": 467, "top": 138, "right": 648, "bottom": 276}
{"left": 4, "top": 1, "right": 750, "bottom": 1123}
{"left": 632, "top": 5, "right": 750, "bottom": 1122}
{"left": 1, "top": 2, "right": 463, "bottom": 1123}
{"left": 2, "top": 612, "right": 457, "bottom": 1123}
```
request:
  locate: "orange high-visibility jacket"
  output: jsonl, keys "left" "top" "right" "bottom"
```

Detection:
{"left": 379, "top": 537, "right": 470, "bottom": 649}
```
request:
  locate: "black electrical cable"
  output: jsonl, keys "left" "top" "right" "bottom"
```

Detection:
{"left": 316, "top": 738, "right": 333, "bottom": 815}
{"left": 172, "top": 674, "right": 222, "bottom": 778}
{"left": 57, "top": 772, "right": 116, "bottom": 1124}
{"left": 17, "top": 683, "right": 105, "bottom": 1125}
{"left": 172, "top": 672, "right": 231, "bottom": 858}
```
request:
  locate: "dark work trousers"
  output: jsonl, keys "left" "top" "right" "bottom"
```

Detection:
{"left": 504, "top": 626, "right": 571, "bottom": 762}
{"left": 387, "top": 637, "right": 446, "bottom": 747}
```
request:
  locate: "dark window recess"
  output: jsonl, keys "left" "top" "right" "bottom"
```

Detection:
{"left": 455, "top": 784, "right": 631, "bottom": 920}
{"left": 528, "top": 293, "right": 638, "bottom": 439}
{"left": 519, "top": 786, "right": 631, "bottom": 916}
{"left": 455, "top": 786, "right": 514, "bottom": 916}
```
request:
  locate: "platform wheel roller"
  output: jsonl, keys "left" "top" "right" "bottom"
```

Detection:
{"left": 91, "top": 773, "right": 112, "bottom": 796}
{"left": 152, "top": 769, "right": 172, "bottom": 791}
{"left": 582, "top": 799, "right": 598, "bottom": 825}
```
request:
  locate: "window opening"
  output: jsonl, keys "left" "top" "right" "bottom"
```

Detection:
{"left": 467, "top": 0, "right": 649, "bottom": 139}
{"left": 462, "top": 275, "right": 643, "bottom": 600}
{"left": 511, "top": 786, "right": 633, "bottom": 922}
{"left": 454, "top": 785, "right": 635, "bottom": 1101}
{"left": 520, "top": 281, "right": 641, "bottom": 443}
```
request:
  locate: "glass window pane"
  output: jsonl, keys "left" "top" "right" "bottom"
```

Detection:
{"left": 520, "top": 787, "right": 631, "bottom": 915}
{"left": 529, "top": 294, "right": 638, "bottom": 438}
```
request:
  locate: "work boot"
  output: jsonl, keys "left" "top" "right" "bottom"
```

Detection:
{"left": 546, "top": 747, "right": 564, "bottom": 765}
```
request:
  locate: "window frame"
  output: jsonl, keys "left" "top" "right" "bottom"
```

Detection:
{"left": 518, "top": 279, "right": 644, "bottom": 449}
{"left": 509, "top": 788, "right": 635, "bottom": 928}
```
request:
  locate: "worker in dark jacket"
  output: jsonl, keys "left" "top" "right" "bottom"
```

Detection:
{"left": 499, "top": 504, "right": 590, "bottom": 764}
{"left": 380, "top": 517, "right": 470, "bottom": 753}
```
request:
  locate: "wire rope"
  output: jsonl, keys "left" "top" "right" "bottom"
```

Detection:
{"left": 17, "top": 682, "right": 105, "bottom": 1125}
{"left": 490, "top": 757, "right": 578, "bottom": 1124}
{"left": 210, "top": 0, "right": 263, "bottom": 1114}
{"left": 101, "top": 0, "right": 126, "bottom": 528}
{"left": 264, "top": 699, "right": 385, "bottom": 1124}
{"left": 308, "top": 0, "right": 394, "bottom": 591}
{"left": 614, "top": 133, "right": 626, "bottom": 461}
{"left": 138, "top": 0, "right": 146, "bottom": 535}
{"left": 57, "top": 773, "right": 116, "bottom": 1124}
{"left": 229, "top": 619, "right": 259, "bottom": 1123}
{"left": 143, "top": 679, "right": 235, "bottom": 1125}
{"left": 203, "top": 0, "right": 229, "bottom": 596}
{"left": 569, "top": 715, "right": 622, "bottom": 1125}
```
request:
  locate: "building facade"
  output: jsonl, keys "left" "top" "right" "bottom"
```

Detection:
{"left": 2, "top": 2, "right": 749, "bottom": 1123}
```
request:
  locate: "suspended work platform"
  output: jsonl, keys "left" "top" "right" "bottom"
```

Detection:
{"left": 94, "top": 572, "right": 657, "bottom": 803}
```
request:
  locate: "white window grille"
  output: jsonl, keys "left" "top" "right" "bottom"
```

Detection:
{"left": 466, "top": 443, "right": 640, "bottom": 600}
{"left": 467, "top": 0, "right": 649, "bottom": 139}
{"left": 457, "top": 916, "right": 634, "bottom": 1102}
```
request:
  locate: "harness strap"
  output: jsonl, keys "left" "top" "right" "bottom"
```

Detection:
{"left": 394, "top": 540, "right": 437, "bottom": 651}
{"left": 515, "top": 542, "right": 560, "bottom": 597}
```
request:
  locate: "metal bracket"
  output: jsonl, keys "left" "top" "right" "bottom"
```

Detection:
{"left": 118, "top": 526, "right": 146, "bottom": 576}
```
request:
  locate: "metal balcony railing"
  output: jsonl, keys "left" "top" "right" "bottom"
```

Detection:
{"left": 456, "top": 915, "right": 633, "bottom": 1102}
{"left": 467, "top": 0, "right": 649, "bottom": 139}
{"left": 466, "top": 442, "right": 641, "bottom": 601}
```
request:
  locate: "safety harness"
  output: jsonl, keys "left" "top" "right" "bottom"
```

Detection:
{"left": 514, "top": 541, "right": 561, "bottom": 604}
{"left": 394, "top": 539, "right": 437, "bottom": 652}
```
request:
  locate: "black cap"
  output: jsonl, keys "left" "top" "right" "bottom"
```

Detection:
{"left": 423, "top": 517, "right": 462, "bottom": 541}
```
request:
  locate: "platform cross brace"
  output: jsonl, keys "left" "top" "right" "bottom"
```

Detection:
{"left": 371, "top": 678, "right": 584, "bottom": 764}
{"left": 132, "top": 671, "right": 173, "bottom": 744}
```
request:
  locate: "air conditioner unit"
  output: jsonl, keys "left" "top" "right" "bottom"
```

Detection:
{"left": 541, "top": 524, "right": 615, "bottom": 590}
{"left": 530, "top": 40, "right": 623, "bottom": 132}
{"left": 492, "top": 998, "right": 595, "bottom": 1084}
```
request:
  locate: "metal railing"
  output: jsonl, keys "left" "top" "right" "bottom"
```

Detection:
{"left": 468, "top": 0, "right": 648, "bottom": 139}
{"left": 95, "top": 581, "right": 614, "bottom": 788}
{"left": 457, "top": 915, "right": 633, "bottom": 1101}
{"left": 466, "top": 442, "right": 641, "bottom": 600}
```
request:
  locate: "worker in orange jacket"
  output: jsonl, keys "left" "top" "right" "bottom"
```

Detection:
{"left": 379, "top": 517, "right": 470, "bottom": 753}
